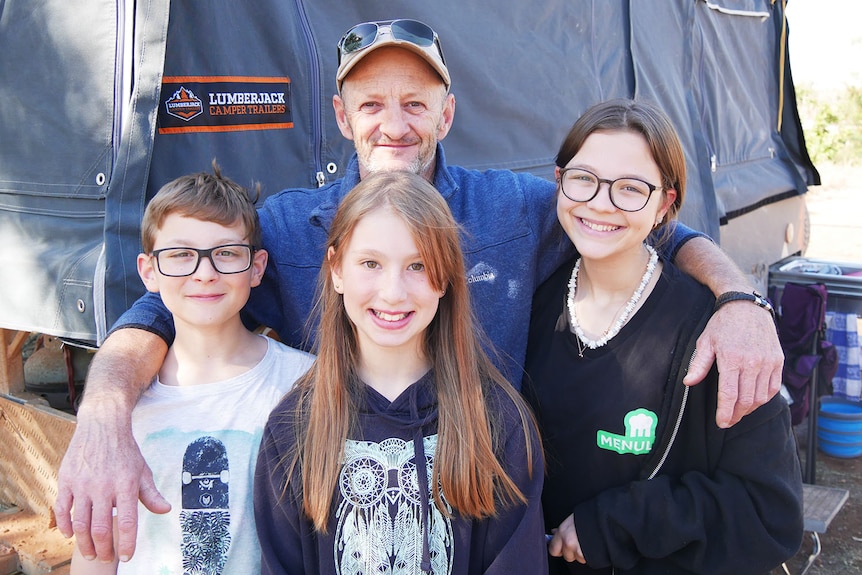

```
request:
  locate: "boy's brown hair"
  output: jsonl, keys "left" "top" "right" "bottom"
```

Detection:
{"left": 141, "top": 159, "right": 261, "bottom": 253}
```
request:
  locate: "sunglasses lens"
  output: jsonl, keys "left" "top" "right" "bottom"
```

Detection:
{"left": 341, "top": 23, "right": 379, "bottom": 54}
{"left": 390, "top": 19, "right": 435, "bottom": 47}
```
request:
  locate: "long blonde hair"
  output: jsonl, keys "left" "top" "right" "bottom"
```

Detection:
{"left": 284, "top": 171, "right": 537, "bottom": 531}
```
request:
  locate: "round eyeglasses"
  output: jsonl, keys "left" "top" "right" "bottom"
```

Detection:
{"left": 151, "top": 244, "right": 255, "bottom": 277}
{"left": 558, "top": 167, "right": 663, "bottom": 212}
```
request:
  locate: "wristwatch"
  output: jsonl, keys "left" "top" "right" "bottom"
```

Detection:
{"left": 714, "top": 290, "right": 776, "bottom": 321}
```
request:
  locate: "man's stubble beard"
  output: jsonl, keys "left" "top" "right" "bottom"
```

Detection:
{"left": 355, "top": 118, "right": 442, "bottom": 180}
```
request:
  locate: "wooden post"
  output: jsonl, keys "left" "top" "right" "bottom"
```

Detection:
{"left": 0, "top": 329, "right": 28, "bottom": 395}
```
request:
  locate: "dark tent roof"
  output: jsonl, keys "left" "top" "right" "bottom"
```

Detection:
{"left": 0, "top": 0, "right": 817, "bottom": 344}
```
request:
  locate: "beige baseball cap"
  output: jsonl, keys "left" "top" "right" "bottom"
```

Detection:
{"left": 336, "top": 19, "right": 450, "bottom": 93}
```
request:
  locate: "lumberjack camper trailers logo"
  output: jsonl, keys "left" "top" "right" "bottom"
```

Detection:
{"left": 159, "top": 76, "right": 293, "bottom": 134}
{"left": 165, "top": 87, "right": 204, "bottom": 121}
{"left": 208, "top": 90, "right": 287, "bottom": 115}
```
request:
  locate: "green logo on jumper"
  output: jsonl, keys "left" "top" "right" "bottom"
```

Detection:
{"left": 596, "top": 408, "right": 658, "bottom": 455}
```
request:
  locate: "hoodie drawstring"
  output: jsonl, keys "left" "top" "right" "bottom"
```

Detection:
{"left": 363, "top": 376, "right": 438, "bottom": 573}
{"left": 410, "top": 393, "right": 433, "bottom": 573}
{"left": 413, "top": 425, "right": 433, "bottom": 572}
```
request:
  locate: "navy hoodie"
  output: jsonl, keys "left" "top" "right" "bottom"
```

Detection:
{"left": 254, "top": 371, "right": 548, "bottom": 574}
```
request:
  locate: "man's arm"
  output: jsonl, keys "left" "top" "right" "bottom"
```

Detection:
{"left": 55, "top": 328, "right": 171, "bottom": 563}
{"left": 674, "top": 236, "right": 783, "bottom": 428}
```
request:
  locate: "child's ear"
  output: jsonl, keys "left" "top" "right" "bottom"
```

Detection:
{"left": 659, "top": 188, "right": 678, "bottom": 222}
{"left": 328, "top": 246, "right": 344, "bottom": 294}
{"left": 137, "top": 253, "right": 160, "bottom": 293}
{"left": 250, "top": 248, "right": 268, "bottom": 288}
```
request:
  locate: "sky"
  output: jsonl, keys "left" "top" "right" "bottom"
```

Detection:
{"left": 786, "top": 0, "right": 862, "bottom": 91}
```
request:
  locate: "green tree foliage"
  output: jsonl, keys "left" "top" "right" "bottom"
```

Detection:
{"left": 797, "top": 84, "right": 862, "bottom": 165}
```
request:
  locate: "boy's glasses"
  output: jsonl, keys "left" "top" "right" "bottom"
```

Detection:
{"left": 337, "top": 19, "right": 445, "bottom": 66}
{"left": 151, "top": 244, "right": 255, "bottom": 277}
{"left": 558, "top": 168, "right": 662, "bottom": 212}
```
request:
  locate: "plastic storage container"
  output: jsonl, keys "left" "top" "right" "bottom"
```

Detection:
{"left": 768, "top": 256, "right": 862, "bottom": 316}
{"left": 818, "top": 396, "right": 862, "bottom": 458}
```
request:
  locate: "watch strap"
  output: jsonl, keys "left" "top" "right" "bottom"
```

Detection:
{"left": 714, "top": 290, "right": 776, "bottom": 321}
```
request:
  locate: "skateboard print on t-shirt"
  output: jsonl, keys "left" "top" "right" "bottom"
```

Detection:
{"left": 181, "top": 436, "right": 231, "bottom": 573}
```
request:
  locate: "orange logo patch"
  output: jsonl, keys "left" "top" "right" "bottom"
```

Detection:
{"left": 159, "top": 76, "right": 292, "bottom": 134}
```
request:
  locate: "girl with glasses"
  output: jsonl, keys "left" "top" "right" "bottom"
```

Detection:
{"left": 523, "top": 99, "right": 803, "bottom": 574}
{"left": 255, "top": 171, "right": 546, "bottom": 574}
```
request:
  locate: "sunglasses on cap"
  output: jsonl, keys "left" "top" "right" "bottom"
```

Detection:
{"left": 336, "top": 19, "right": 446, "bottom": 67}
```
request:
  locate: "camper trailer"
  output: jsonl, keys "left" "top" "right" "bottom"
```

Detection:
{"left": 0, "top": 0, "right": 818, "bottom": 349}
{"left": 0, "top": 2, "right": 818, "bottom": 562}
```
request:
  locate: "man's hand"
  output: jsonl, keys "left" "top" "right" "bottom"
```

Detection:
{"left": 684, "top": 300, "right": 783, "bottom": 428}
{"left": 55, "top": 410, "right": 170, "bottom": 562}
{"left": 54, "top": 328, "right": 169, "bottom": 561}
{"left": 548, "top": 514, "right": 586, "bottom": 564}
{"left": 673, "top": 236, "right": 783, "bottom": 428}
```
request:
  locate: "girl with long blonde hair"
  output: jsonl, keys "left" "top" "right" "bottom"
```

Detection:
{"left": 255, "top": 170, "right": 545, "bottom": 574}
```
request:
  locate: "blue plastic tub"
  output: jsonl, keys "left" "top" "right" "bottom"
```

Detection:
{"left": 818, "top": 396, "right": 862, "bottom": 458}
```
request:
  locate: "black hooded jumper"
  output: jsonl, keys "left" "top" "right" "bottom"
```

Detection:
{"left": 524, "top": 258, "right": 804, "bottom": 575}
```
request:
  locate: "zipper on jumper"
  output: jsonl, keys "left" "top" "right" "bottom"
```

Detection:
{"left": 647, "top": 385, "right": 689, "bottom": 480}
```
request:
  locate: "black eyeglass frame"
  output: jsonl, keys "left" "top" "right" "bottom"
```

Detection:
{"left": 336, "top": 19, "right": 446, "bottom": 68}
{"left": 557, "top": 167, "right": 664, "bottom": 213}
{"left": 150, "top": 243, "right": 257, "bottom": 277}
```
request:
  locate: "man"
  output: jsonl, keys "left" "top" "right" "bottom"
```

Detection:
{"left": 56, "top": 19, "right": 783, "bottom": 563}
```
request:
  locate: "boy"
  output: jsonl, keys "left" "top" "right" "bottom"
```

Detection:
{"left": 71, "top": 162, "right": 314, "bottom": 574}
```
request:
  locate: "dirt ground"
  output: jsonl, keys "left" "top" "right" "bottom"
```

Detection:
{"left": 803, "top": 164, "right": 862, "bottom": 264}
{"left": 777, "top": 428, "right": 862, "bottom": 575}
{"left": 805, "top": 454, "right": 862, "bottom": 574}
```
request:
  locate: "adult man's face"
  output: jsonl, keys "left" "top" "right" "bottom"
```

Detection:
{"left": 333, "top": 46, "right": 455, "bottom": 181}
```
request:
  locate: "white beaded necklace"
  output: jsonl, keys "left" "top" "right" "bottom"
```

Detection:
{"left": 567, "top": 244, "right": 658, "bottom": 357}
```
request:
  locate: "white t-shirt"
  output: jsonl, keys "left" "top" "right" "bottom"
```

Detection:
{"left": 118, "top": 336, "right": 314, "bottom": 575}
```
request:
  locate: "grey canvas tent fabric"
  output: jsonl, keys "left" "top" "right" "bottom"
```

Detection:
{"left": 0, "top": 0, "right": 818, "bottom": 345}
{"left": 0, "top": 0, "right": 118, "bottom": 342}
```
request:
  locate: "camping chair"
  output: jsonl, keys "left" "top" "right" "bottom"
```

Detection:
{"left": 776, "top": 282, "right": 837, "bottom": 483}
{"left": 774, "top": 283, "right": 844, "bottom": 575}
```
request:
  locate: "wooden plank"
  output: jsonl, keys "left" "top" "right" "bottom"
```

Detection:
{"left": 0, "top": 395, "right": 75, "bottom": 518}
{"left": 802, "top": 483, "right": 849, "bottom": 533}
{"left": 0, "top": 330, "right": 28, "bottom": 395}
